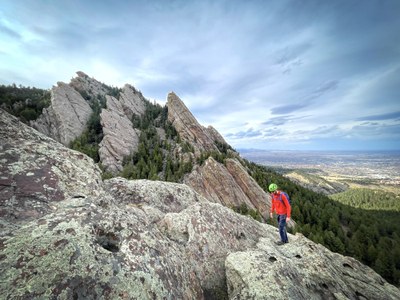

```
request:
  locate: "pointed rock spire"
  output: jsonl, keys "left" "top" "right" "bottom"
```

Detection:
{"left": 167, "top": 92, "right": 219, "bottom": 155}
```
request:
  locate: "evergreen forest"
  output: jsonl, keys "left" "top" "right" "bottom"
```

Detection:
{"left": 330, "top": 188, "right": 400, "bottom": 211}
{"left": 0, "top": 84, "right": 51, "bottom": 123}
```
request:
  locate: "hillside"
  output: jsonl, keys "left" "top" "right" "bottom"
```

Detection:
{"left": 330, "top": 188, "right": 400, "bottom": 211}
{"left": 1, "top": 72, "right": 400, "bottom": 290}
{"left": 279, "top": 168, "right": 348, "bottom": 195}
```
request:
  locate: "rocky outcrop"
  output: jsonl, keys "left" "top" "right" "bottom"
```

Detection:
{"left": 0, "top": 109, "right": 102, "bottom": 229}
{"left": 98, "top": 92, "right": 143, "bottom": 174}
{"left": 32, "top": 72, "right": 149, "bottom": 173}
{"left": 0, "top": 180, "right": 205, "bottom": 299}
{"left": 207, "top": 125, "right": 228, "bottom": 146}
{"left": 70, "top": 71, "right": 111, "bottom": 99}
{"left": 31, "top": 82, "right": 92, "bottom": 146}
{"left": 184, "top": 157, "right": 258, "bottom": 208}
{"left": 225, "top": 158, "right": 272, "bottom": 218}
{"left": 226, "top": 234, "right": 400, "bottom": 299}
{"left": 167, "top": 92, "right": 219, "bottom": 155}
{"left": 1, "top": 108, "right": 399, "bottom": 299}
{"left": 118, "top": 84, "right": 147, "bottom": 119}
{"left": 184, "top": 157, "right": 272, "bottom": 220}
{"left": 104, "top": 84, "right": 146, "bottom": 120}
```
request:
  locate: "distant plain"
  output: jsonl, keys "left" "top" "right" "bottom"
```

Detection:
{"left": 240, "top": 149, "right": 400, "bottom": 210}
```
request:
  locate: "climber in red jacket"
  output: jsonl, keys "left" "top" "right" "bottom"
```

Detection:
{"left": 269, "top": 183, "right": 291, "bottom": 245}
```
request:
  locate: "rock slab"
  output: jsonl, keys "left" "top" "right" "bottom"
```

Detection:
{"left": 167, "top": 92, "right": 219, "bottom": 155}
{"left": 31, "top": 82, "right": 92, "bottom": 146}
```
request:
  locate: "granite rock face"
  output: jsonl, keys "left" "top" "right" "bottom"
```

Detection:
{"left": 31, "top": 82, "right": 92, "bottom": 146}
{"left": 0, "top": 109, "right": 102, "bottom": 229}
{"left": 118, "top": 84, "right": 147, "bottom": 119}
{"left": 184, "top": 157, "right": 272, "bottom": 221}
{"left": 98, "top": 85, "right": 147, "bottom": 173}
{"left": 98, "top": 95, "right": 141, "bottom": 174}
{"left": 167, "top": 92, "right": 219, "bottom": 155}
{"left": 70, "top": 71, "right": 111, "bottom": 99}
{"left": 30, "top": 72, "right": 147, "bottom": 173}
{"left": 1, "top": 108, "right": 399, "bottom": 299}
{"left": 0, "top": 181, "right": 205, "bottom": 299}
{"left": 225, "top": 158, "right": 271, "bottom": 218}
{"left": 207, "top": 125, "right": 228, "bottom": 146}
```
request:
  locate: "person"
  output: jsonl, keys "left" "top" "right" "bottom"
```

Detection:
{"left": 269, "top": 183, "right": 291, "bottom": 245}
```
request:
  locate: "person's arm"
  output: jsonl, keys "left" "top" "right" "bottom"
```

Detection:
{"left": 269, "top": 194, "right": 275, "bottom": 218}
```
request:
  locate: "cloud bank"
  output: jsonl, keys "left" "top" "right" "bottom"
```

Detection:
{"left": 1, "top": 0, "right": 399, "bottom": 150}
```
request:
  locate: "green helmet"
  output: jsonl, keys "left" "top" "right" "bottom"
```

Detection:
{"left": 269, "top": 183, "right": 278, "bottom": 192}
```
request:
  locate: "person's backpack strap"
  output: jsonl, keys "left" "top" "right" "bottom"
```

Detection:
{"left": 279, "top": 192, "right": 291, "bottom": 207}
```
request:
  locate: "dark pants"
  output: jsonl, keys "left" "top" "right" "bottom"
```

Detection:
{"left": 277, "top": 214, "right": 288, "bottom": 243}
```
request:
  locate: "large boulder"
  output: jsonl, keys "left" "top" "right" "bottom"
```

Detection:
{"left": 0, "top": 182, "right": 205, "bottom": 299}
{"left": 0, "top": 109, "right": 102, "bottom": 229}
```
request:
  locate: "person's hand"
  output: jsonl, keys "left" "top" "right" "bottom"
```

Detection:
{"left": 286, "top": 217, "right": 290, "bottom": 222}
{"left": 270, "top": 212, "right": 273, "bottom": 219}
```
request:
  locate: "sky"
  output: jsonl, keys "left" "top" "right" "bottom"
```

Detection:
{"left": 1, "top": 0, "right": 399, "bottom": 151}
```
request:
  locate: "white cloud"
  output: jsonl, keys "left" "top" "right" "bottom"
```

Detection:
{"left": 1, "top": 0, "right": 399, "bottom": 150}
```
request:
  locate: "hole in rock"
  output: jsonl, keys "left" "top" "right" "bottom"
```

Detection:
{"left": 321, "top": 283, "right": 328, "bottom": 289}
{"left": 295, "top": 254, "right": 302, "bottom": 259}
{"left": 269, "top": 256, "right": 277, "bottom": 262}
{"left": 95, "top": 229, "right": 121, "bottom": 253}
{"left": 343, "top": 263, "right": 353, "bottom": 269}
{"left": 235, "top": 231, "right": 246, "bottom": 239}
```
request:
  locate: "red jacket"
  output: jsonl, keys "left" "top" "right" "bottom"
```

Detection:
{"left": 270, "top": 191, "right": 291, "bottom": 218}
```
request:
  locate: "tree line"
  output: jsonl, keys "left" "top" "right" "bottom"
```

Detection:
{"left": 0, "top": 84, "right": 51, "bottom": 123}
{"left": 330, "top": 188, "right": 400, "bottom": 211}
{"left": 70, "top": 94, "right": 107, "bottom": 162}
{"left": 120, "top": 101, "right": 194, "bottom": 182}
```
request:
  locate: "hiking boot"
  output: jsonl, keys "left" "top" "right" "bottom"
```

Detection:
{"left": 275, "top": 241, "right": 285, "bottom": 246}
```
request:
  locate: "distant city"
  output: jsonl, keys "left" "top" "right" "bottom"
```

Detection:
{"left": 239, "top": 149, "right": 400, "bottom": 188}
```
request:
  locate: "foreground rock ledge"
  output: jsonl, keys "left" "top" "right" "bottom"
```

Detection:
{"left": 226, "top": 234, "right": 400, "bottom": 299}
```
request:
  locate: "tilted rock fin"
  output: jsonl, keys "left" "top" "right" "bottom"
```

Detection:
{"left": 99, "top": 84, "right": 147, "bottom": 173}
{"left": 31, "top": 81, "right": 92, "bottom": 146}
{"left": 167, "top": 91, "right": 219, "bottom": 155}
{"left": 184, "top": 157, "right": 272, "bottom": 222}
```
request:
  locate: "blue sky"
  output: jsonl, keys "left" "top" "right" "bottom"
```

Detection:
{"left": 1, "top": 0, "right": 399, "bottom": 151}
